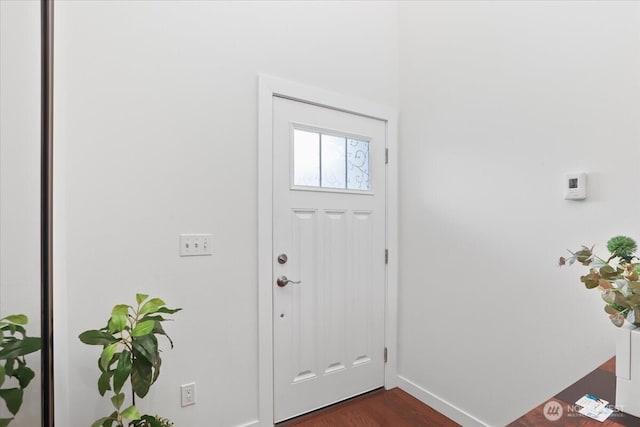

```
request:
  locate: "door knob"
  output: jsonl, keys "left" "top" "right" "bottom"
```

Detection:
{"left": 276, "top": 275, "right": 301, "bottom": 287}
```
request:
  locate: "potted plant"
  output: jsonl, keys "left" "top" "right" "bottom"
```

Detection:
{"left": 560, "top": 235, "right": 640, "bottom": 417}
{"left": 0, "top": 314, "right": 41, "bottom": 426}
{"left": 559, "top": 235, "right": 640, "bottom": 327}
{"left": 79, "top": 294, "right": 181, "bottom": 427}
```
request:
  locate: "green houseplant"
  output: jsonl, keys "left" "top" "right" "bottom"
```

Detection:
{"left": 79, "top": 294, "right": 181, "bottom": 427}
{"left": 560, "top": 235, "right": 640, "bottom": 327}
{"left": 0, "top": 314, "right": 41, "bottom": 427}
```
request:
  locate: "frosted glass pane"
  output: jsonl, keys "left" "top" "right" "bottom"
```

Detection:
{"left": 347, "top": 139, "right": 370, "bottom": 190}
{"left": 294, "top": 130, "right": 370, "bottom": 192}
{"left": 294, "top": 129, "right": 320, "bottom": 187}
{"left": 321, "top": 134, "right": 346, "bottom": 189}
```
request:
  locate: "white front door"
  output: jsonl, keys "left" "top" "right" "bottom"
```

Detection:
{"left": 272, "top": 96, "right": 387, "bottom": 423}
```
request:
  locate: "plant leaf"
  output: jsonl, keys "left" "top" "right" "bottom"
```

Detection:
{"left": 0, "top": 337, "right": 41, "bottom": 359}
{"left": 14, "top": 364, "right": 35, "bottom": 389}
{"left": 615, "top": 292, "right": 631, "bottom": 308}
{"left": 0, "top": 418, "right": 14, "bottom": 427}
{"left": 108, "top": 312, "right": 127, "bottom": 334}
{"left": 91, "top": 417, "right": 110, "bottom": 427}
{"left": 120, "top": 405, "right": 141, "bottom": 421}
{"left": 152, "top": 322, "right": 174, "bottom": 348}
{"left": 1, "top": 315, "right": 27, "bottom": 325}
{"left": 79, "top": 330, "right": 117, "bottom": 346}
{"left": 0, "top": 365, "right": 5, "bottom": 388}
{"left": 100, "top": 343, "right": 118, "bottom": 372}
{"left": 3, "top": 359, "right": 14, "bottom": 376}
{"left": 136, "top": 294, "right": 149, "bottom": 305}
{"left": 139, "top": 315, "right": 168, "bottom": 323}
{"left": 132, "top": 335, "right": 158, "bottom": 364}
{"left": 148, "top": 298, "right": 166, "bottom": 307}
{"left": 629, "top": 281, "right": 640, "bottom": 293}
{"left": 111, "top": 304, "right": 129, "bottom": 315}
{"left": 98, "top": 371, "right": 112, "bottom": 396}
{"left": 605, "top": 305, "right": 621, "bottom": 315}
{"left": 610, "top": 313, "right": 625, "bottom": 327}
{"left": 0, "top": 324, "right": 26, "bottom": 337}
{"left": 152, "top": 353, "right": 162, "bottom": 384}
{"left": 598, "top": 279, "right": 613, "bottom": 289}
{"left": 131, "top": 358, "right": 152, "bottom": 398}
{"left": 113, "top": 350, "right": 132, "bottom": 394}
{"left": 139, "top": 302, "right": 159, "bottom": 316}
{"left": 132, "top": 320, "right": 155, "bottom": 337}
{"left": 600, "top": 265, "right": 619, "bottom": 280}
{"left": 6, "top": 325, "right": 15, "bottom": 336}
{"left": 109, "top": 305, "right": 130, "bottom": 333}
{"left": 136, "top": 415, "right": 162, "bottom": 427}
{"left": 111, "top": 392, "right": 125, "bottom": 410}
{"left": 155, "top": 307, "right": 182, "bottom": 315}
{"left": 0, "top": 388, "right": 23, "bottom": 415}
{"left": 580, "top": 272, "right": 600, "bottom": 289}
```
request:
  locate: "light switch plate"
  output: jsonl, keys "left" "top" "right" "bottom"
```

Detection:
{"left": 179, "top": 234, "right": 212, "bottom": 257}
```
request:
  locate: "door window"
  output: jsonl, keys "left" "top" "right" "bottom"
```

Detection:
{"left": 293, "top": 128, "right": 370, "bottom": 192}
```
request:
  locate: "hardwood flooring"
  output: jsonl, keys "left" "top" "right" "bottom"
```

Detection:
{"left": 509, "top": 357, "right": 640, "bottom": 427}
{"left": 277, "top": 358, "right": 640, "bottom": 426}
{"left": 277, "top": 388, "right": 460, "bottom": 427}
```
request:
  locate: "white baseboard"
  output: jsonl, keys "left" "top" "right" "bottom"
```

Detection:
{"left": 251, "top": 377, "right": 488, "bottom": 427}
{"left": 396, "top": 374, "right": 489, "bottom": 427}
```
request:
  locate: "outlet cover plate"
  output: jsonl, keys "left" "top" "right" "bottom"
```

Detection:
{"left": 181, "top": 382, "right": 196, "bottom": 407}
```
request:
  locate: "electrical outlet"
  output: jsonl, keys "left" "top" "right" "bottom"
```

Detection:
{"left": 181, "top": 382, "right": 196, "bottom": 407}
{"left": 179, "top": 234, "right": 212, "bottom": 257}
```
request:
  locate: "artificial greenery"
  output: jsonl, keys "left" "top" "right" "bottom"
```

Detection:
{"left": 135, "top": 415, "right": 174, "bottom": 427}
{"left": 607, "top": 235, "right": 638, "bottom": 262}
{"left": 79, "top": 294, "right": 181, "bottom": 427}
{"left": 0, "top": 314, "right": 41, "bottom": 427}
{"left": 560, "top": 236, "right": 640, "bottom": 327}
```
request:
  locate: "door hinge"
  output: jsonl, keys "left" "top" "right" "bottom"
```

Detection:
{"left": 384, "top": 347, "right": 388, "bottom": 363}
{"left": 385, "top": 148, "right": 389, "bottom": 164}
{"left": 384, "top": 249, "right": 388, "bottom": 264}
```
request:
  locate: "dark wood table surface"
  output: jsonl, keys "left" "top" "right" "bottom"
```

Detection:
{"left": 508, "top": 358, "right": 640, "bottom": 426}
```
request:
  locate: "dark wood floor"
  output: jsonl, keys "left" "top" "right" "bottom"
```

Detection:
{"left": 509, "top": 357, "right": 640, "bottom": 427}
{"left": 277, "top": 359, "right": 640, "bottom": 427}
{"left": 277, "top": 388, "right": 460, "bottom": 427}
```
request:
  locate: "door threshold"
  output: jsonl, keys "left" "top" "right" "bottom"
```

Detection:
{"left": 276, "top": 387, "right": 385, "bottom": 426}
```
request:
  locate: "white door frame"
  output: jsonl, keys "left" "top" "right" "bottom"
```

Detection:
{"left": 257, "top": 74, "right": 398, "bottom": 426}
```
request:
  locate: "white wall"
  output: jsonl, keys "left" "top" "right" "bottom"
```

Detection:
{"left": 53, "top": 1, "right": 398, "bottom": 425}
{"left": 398, "top": 1, "right": 640, "bottom": 425}
{"left": 51, "top": 1, "right": 640, "bottom": 426}
{"left": 0, "top": 1, "right": 42, "bottom": 425}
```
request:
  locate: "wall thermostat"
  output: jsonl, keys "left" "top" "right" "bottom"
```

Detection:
{"left": 564, "top": 172, "right": 587, "bottom": 200}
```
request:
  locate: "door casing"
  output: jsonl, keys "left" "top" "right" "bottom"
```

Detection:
{"left": 257, "top": 74, "right": 398, "bottom": 426}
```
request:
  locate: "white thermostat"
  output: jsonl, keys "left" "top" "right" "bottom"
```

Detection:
{"left": 564, "top": 172, "right": 587, "bottom": 200}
